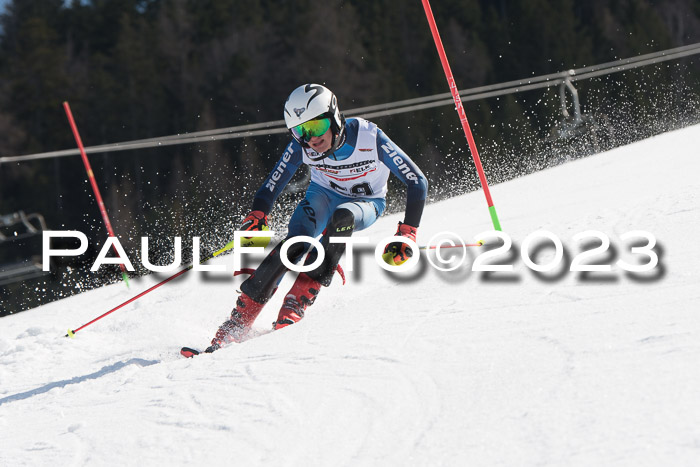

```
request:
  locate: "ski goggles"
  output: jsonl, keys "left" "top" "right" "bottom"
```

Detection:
{"left": 291, "top": 117, "right": 331, "bottom": 143}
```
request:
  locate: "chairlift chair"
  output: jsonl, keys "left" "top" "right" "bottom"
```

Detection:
{"left": 0, "top": 211, "right": 51, "bottom": 286}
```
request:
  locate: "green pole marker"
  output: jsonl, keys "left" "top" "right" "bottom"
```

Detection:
{"left": 489, "top": 205, "right": 502, "bottom": 231}
{"left": 121, "top": 271, "right": 130, "bottom": 288}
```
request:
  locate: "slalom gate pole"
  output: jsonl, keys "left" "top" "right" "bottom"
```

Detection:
{"left": 420, "top": 0, "right": 502, "bottom": 231}
{"left": 65, "top": 242, "right": 233, "bottom": 337}
{"left": 63, "top": 101, "right": 130, "bottom": 288}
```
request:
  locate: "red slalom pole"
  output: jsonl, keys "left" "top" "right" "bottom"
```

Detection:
{"left": 63, "top": 101, "right": 130, "bottom": 287}
{"left": 421, "top": 0, "right": 502, "bottom": 231}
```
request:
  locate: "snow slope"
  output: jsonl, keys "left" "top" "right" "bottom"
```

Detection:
{"left": 1, "top": 125, "right": 700, "bottom": 466}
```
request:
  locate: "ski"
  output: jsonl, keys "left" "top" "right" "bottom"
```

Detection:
{"left": 180, "top": 347, "right": 201, "bottom": 358}
{"left": 180, "top": 344, "right": 222, "bottom": 358}
{"left": 181, "top": 327, "right": 271, "bottom": 358}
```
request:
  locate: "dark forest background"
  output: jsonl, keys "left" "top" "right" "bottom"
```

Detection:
{"left": 1, "top": 0, "right": 700, "bottom": 314}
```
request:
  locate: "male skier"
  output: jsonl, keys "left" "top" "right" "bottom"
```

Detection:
{"left": 200, "top": 84, "right": 428, "bottom": 354}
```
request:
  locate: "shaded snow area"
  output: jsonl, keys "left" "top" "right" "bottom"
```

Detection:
{"left": 2, "top": 125, "right": 700, "bottom": 466}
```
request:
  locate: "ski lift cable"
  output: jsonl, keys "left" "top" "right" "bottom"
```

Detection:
{"left": 1, "top": 42, "right": 698, "bottom": 165}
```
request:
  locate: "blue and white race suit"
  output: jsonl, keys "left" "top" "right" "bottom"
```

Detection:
{"left": 252, "top": 117, "right": 428, "bottom": 238}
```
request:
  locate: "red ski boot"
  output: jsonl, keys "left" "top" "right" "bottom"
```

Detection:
{"left": 207, "top": 293, "right": 265, "bottom": 352}
{"left": 273, "top": 273, "right": 321, "bottom": 330}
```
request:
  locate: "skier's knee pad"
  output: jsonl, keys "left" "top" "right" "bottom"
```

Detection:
{"left": 305, "top": 208, "right": 356, "bottom": 286}
{"left": 328, "top": 208, "right": 355, "bottom": 236}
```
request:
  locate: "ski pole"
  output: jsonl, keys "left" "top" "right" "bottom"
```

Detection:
{"left": 65, "top": 242, "right": 233, "bottom": 338}
{"left": 63, "top": 101, "right": 130, "bottom": 288}
{"left": 419, "top": 242, "right": 483, "bottom": 250}
{"left": 421, "top": 0, "right": 503, "bottom": 231}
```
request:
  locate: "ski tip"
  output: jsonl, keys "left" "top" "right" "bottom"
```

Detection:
{"left": 180, "top": 347, "right": 201, "bottom": 358}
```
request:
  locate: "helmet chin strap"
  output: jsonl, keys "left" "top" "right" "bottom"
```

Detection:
{"left": 325, "top": 125, "right": 347, "bottom": 157}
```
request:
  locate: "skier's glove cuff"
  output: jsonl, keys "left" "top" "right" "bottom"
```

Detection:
{"left": 382, "top": 222, "right": 417, "bottom": 266}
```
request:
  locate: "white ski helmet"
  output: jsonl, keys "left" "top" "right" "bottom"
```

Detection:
{"left": 283, "top": 83, "right": 346, "bottom": 160}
